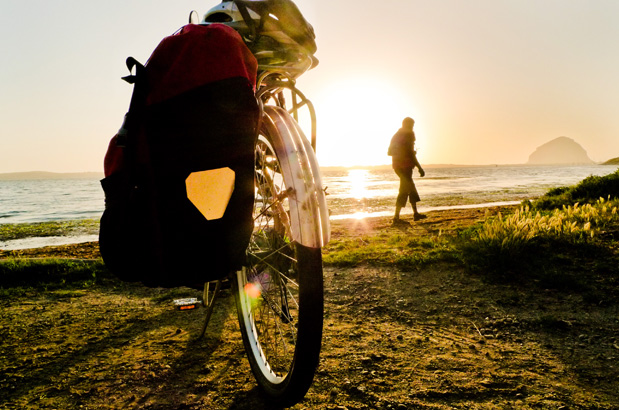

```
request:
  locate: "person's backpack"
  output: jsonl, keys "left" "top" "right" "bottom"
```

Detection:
{"left": 99, "top": 24, "right": 259, "bottom": 288}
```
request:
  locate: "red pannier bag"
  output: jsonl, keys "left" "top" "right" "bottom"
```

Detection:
{"left": 100, "top": 24, "right": 259, "bottom": 288}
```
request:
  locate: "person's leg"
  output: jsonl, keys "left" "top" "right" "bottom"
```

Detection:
{"left": 394, "top": 203, "right": 403, "bottom": 220}
{"left": 408, "top": 180, "right": 426, "bottom": 220}
{"left": 411, "top": 202, "right": 426, "bottom": 220}
{"left": 393, "top": 167, "right": 413, "bottom": 223}
{"left": 394, "top": 193, "right": 407, "bottom": 223}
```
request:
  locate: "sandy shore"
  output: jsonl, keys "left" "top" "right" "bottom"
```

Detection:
{"left": 329, "top": 205, "right": 514, "bottom": 240}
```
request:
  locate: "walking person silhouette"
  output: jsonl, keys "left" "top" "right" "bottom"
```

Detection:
{"left": 388, "top": 117, "right": 426, "bottom": 225}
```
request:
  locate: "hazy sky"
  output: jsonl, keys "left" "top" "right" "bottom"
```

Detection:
{"left": 1, "top": 0, "right": 618, "bottom": 172}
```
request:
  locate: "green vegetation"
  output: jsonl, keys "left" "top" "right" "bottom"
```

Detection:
{"left": 525, "top": 169, "right": 619, "bottom": 210}
{"left": 0, "top": 259, "right": 109, "bottom": 294}
{"left": 3, "top": 170, "right": 619, "bottom": 290}
{"left": 325, "top": 170, "right": 619, "bottom": 288}
{"left": 471, "top": 199, "right": 618, "bottom": 251}
{"left": 0, "top": 219, "right": 99, "bottom": 241}
{"left": 324, "top": 197, "right": 619, "bottom": 273}
{"left": 324, "top": 232, "right": 458, "bottom": 271}
{"left": 460, "top": 198, "right": 619, "bottom": 281}
{"left": 456, "top": 168, "right": 619, "bottom": 283}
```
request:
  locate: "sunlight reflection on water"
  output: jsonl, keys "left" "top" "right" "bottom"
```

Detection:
{"left": 2, "top": 165, "right": 617, "bottom": 249}
{"left": 323, "top": 164, "right": 619, "bottom": 219}
{"left": 347, "top": 169, "right": 370, "bottom": 199}
{"left": 0, "top": 164, "right": 617, "bottom": 225}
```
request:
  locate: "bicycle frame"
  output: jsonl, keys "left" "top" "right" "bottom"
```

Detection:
{"left": 255, "top": 71, "right": 329, "bottom": 248}
{"left": 191, "top": 13, "right": 329, "bottom": 402}
{"left": 198, "top": 68, "right": 329, "bottom": 339}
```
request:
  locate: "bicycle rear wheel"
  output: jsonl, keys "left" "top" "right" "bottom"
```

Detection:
{"left": 234, "top": 130, "right": 324, "bottom": 406}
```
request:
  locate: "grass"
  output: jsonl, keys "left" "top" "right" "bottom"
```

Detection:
{"left": 525, "top": 169, "right": 619, "bottom": 210}
{"left": 0, "top": 219, "right": 99, "bottom": 241}
{"left": 324, "top": 169, "right": 619, "bottom": 287}
{"left": 3, "top": 169, "right": 619, "bottom": 289}
{"left": 462, "top": 168, "right": 619, "bottom": 279}
{"left": 0, "top": 258, "right": 109, "bottom": 293}
{"left": 323, "top": 231, "right": 459, "bottom": 271}
{"left": 465, "top": 198, "right": 618, "bottom": 257}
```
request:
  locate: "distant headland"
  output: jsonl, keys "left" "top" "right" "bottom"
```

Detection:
{"left": 0, "top": 171, "right": 103, "bottom": 181}
{"left": 527, "top": 137, "right": 594, "bottom": 165}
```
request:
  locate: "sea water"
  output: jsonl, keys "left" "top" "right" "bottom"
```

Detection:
{"left": 1, "top": 165, "right": 618, "bottom": 224}
{"left": 0, "top": 178, "right": 103, "bottom": 224}
{"left": 323, "top": 164, "right": 619, "bottom": 219}
{"left": 0, "top": 165, "right": 617, "bottom": 248}
{"left": 0, "top": 178, "right": 104, "bottom": 249}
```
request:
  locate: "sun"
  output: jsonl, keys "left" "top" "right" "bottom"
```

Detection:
{"left": 308, "top": 76, "right": 418, "bottom": 167}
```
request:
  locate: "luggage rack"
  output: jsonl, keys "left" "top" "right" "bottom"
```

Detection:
{"left": 256, "top": 70, "right": 317, "bottom": 150}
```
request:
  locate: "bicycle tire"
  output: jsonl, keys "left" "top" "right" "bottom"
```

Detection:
{"left": 234, "top": 126, "right": 324, "bottom": 406}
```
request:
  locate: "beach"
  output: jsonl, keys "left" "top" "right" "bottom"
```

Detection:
{"left": 2, "top": 204, "right": 618, "bottom": 409}
{"left": 2, "top": 163, "right": 618, "bottom": 251}
{"left": 0, "top": 205, "right": 503, "bottom": 259}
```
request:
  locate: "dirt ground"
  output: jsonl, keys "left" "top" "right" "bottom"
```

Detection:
{"left": 1, "top": 207, "right": 618, "bottom": 409}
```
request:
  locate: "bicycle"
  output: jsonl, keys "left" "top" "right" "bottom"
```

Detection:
{"left": 192, "top": 1, "right": 330, "bottom": 406}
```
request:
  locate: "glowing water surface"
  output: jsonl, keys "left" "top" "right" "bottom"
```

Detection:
{"left": 1, "top": 164, "right": 617, "bottom": 248}
{"left": 323, "top": 164, "right": 619, "bottom": 219}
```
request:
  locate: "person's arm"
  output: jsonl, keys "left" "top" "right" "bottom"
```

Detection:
{"left": 412, "top": 151, "right": 425, "bottom": 177}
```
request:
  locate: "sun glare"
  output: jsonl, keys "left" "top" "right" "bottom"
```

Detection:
{"left": 244, "top": 282, "right": 262, "bottom": 299}
{"left": 351, "top": 211, "right": 370, "bottom": 220}
{"left": 346, "top": 169, "right": 373, "bottom": 222}
{"left": 311, "top": 77, "right": 418, "bottom": 167}
{"left": 347, "top": 169, "right": 370, "bottom": 199}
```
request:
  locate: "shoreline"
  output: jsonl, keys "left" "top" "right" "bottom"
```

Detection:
{"left": 2, "top": 164, "right": 617, "bottom": 226}
{"left": 328, "top": 203, "right": 517, "bottom": 241}
{"left": 0, "top": 202, "right": 522, "bottom": 252}
{"left": 0, "top": 204, "right": 519, "bottom": 258}
{"left": 329, "top": 199, "right": 521, "bottom": 220}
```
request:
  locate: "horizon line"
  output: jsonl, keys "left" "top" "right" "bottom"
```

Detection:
{"left": 1, "top": 161, "right": 615, "bottom": 179}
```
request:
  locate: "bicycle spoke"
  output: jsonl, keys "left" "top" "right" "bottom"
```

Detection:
{"left": 247, "top": 245, "right": 298, "bottom": 282}
{"left": 235, "top": 129, "right": 324, "bottom": 403}
{"left": 249, "top": 277, "right": 296, "bottom": 370}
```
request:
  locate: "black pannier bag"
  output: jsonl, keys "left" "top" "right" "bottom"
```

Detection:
{"left": 100, "top": 24, "right": 259, "bottom": 287}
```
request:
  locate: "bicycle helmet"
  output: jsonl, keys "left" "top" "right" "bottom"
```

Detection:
{"left": 202, "top": 0, "right": 317, "bottom": 56}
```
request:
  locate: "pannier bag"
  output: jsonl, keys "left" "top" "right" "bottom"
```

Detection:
{"left": 100, "top": 24, "right": 259, "bottom": 288}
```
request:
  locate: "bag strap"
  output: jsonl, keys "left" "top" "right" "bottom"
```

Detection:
{"left": 116, "top": 57, "right": 147, "bottom": 147}
{"left": 121, "top": 57, "right": 144, "bottom": 84}
{"left": 235, "top": 1, "right": 259, "bottom": 40}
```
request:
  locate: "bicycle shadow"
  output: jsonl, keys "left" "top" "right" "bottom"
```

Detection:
{"left": 1, "top": 276, "right": 290, "bottom": 409}
{"left": 131, "top": 289, "right": 283, "bottom": 409}
{"left": 3, "top": 301, "right": 189, "bottom": 404}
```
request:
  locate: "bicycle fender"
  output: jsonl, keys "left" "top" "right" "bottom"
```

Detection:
{"left": 262, "top": 106, "right": 330, "bottom": 248}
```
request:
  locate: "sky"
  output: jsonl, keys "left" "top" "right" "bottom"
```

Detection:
{"left": 1, "top": 0, "right": 619, "bottom": 172}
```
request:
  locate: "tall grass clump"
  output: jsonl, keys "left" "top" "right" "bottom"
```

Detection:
{"left": 463, "top": 198, "right": 619, "bottom": 276}
{"left": 0, "top": 258, "right": 109, "bottom": 290}
{"left": 0, "top": 219, "right": 99, "bottom": 241}
{"left": 529, "top": 169, "right": 619, "bottom": 210}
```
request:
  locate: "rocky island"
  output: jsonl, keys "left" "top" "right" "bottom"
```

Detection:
{"left": 527, "top": 136, "right": 594, "bottom": 165}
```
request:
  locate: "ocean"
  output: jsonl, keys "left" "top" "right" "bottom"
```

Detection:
{"left": 322, "top": 164, "right": 619, "bottom": 219}
{"left": 1, "top": 164, "right": 618, "bottom": 249}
